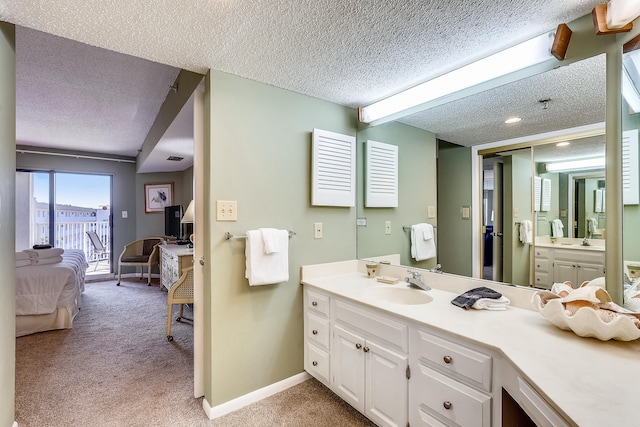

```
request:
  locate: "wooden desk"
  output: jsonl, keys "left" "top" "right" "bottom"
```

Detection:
{"left": 159, "top": 244, "right": 193, "bottom": 290}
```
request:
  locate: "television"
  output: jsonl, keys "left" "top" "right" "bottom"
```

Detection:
{"left": 164, "top": 205, "right": 183, "bottom": 239}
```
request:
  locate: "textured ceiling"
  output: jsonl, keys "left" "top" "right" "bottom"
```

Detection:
{"left": 0, "top": 0, "right": 606, "bottom": 168}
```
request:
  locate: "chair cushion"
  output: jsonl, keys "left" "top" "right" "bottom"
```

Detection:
{"left": 142, "top": 239, "right": 162, "bottom": 255}
{"left": 121, "top": 255, "right": 150, "bottom": 263}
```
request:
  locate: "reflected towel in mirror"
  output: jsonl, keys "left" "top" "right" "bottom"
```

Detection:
{"left": 551, "top": 219, "right": 564, "bottom": 237}
{"left": 411, "top": 223, "right": 436, "bottom": 261}
{"left": 519, "top": 220, "right": 532, "bottom": 244}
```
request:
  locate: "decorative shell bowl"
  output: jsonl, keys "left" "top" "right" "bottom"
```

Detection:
{"left": 532, "top": 290, "right": 640, "bottom": 341}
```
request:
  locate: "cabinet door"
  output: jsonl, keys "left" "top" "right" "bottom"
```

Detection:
{"left": 577, "top": 262, "right": 605, "bottom": 285}
{"left": 332, "top": 325, "right": 365, "bottom": 411}
{"left": 365, "top": 340, "right": 408, "bottom": 427}
{"left": 553, "top": 261, "right": 576, "bottom": 285}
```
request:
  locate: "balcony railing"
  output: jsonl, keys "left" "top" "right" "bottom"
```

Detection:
{"left": 33, "top": 221, "right": 111, "bottom": 265}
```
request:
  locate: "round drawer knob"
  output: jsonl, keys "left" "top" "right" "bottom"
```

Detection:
{"left": 312, "top": 361, "right": 318, "bottom": 366}
{"left": 355, "top": 343, "right": 362, "bottom": 349}
{"left": 312, "top": 301, "right": 318, "bottom": 307}
{"left": 443, "top": 355, "right": 452, "bottom": 364}
{"left": 363, "top": 347, "right": 370, "bottom": 353}
{"left": 312, "top": 330, "right": 318, "bottom": 335}
{"left": 443, "top": 401, "right": 453, "bottom": 410}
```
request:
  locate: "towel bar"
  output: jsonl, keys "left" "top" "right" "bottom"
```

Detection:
{"left": 402, "top": 225, "right": 437, "bottom": 231}
{"left": 225, "top": 230, "right": 296, "bottom": 240}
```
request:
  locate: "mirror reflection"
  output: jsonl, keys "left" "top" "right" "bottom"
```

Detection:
{"left": 622, "top": 42, "right": 640, "bottom": 310}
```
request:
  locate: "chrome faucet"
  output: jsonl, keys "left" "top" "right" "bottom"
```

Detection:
{"left": 405, "top": 270, "right": 431, "bottom": 291}
{"left": 582, "top": 237, "right": 591, "bottom": 246}
{"left": 429, "top": 264, "right": 443, "bottom": 274}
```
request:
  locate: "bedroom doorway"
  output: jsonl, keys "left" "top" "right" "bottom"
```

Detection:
{"left": 15, "top": 170, "right": 113, "bottom": 276}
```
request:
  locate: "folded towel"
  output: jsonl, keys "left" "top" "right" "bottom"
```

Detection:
{"left": 551, "top": 219, "right": 564, "bottom": 238}
{"left": 15, "top": 259, "right": 31, "bottom": 268}
{"left": 259, "top": 228, "right": 286, "bottom": 254}
{"left": 245, "top": 229, "right": 289, "bottom": 286}
{"left": 452, "top": 287, "right": 503, "bottom": 310}
{"left": 24, "top": 248, "right": 64, "bottom": 259}
{"left": 519, "top": 220, "right": 532, "bottom": 244}
{"left": 411, "top": 223, "right": 436, "bottom": 261}
{"left": 30, "top": 256, "right": 63, "bottom": 265}
{"left": 472, "top": 296, "right": 511, "bottom": 310}
{"left": 15, "top": 251, "right": 30, "bottom": 261}
{"left": 587, "top": 218, "right": 598, "bottom": 234}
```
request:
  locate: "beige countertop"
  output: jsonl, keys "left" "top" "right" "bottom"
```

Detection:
{"left": 301, "top": 260, "right": 640, "bottom": 427}
{"left": 534, "top": 237, "right": 605, "bottom": 252}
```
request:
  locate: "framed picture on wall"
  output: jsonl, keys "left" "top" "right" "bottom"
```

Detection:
{"left": 144, "top": 182, "right": 174, "bottom": 213}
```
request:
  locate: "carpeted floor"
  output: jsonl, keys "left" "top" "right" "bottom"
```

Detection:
{"left": 15, "top": 278, "right": 377, "bottom": 426}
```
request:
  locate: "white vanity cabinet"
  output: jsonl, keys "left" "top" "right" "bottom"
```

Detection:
{"left": 332, "top": 300, "right": 409, "bottom": 427}
{"left": 551, "top": 249, "right": 605, "bottom": 286}
{"left": 409, "top": 327, "right": 492, "bottom": 427}
{"left": 303, "top": 288, "right": 331, "bottom": 386}
{"left": 534, "top": 246, "right": 604, "bottom": 288}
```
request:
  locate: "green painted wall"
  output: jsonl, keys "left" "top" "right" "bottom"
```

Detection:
{"left": 0, "top": 21, "right": 15, "bottom": 427}
{"left": 623, "top": 101, "right": 640, "bottom": 262}
{"left": 204, "top": 70, "right": 357, "bottom": 405}
{"left": 437, "top": 143, "right": 473, "bottom": 277}
{"left": 356, "top": 122, "right": 437, "bottom": 268}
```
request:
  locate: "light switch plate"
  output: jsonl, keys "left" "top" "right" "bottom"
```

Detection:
{"left": 385, "top": 221, "right": 391, "bottom": 235}
{"left": 314, "top": 222, "right": 323, "bottom": 239}
{"left": 427, "top": 205, "right": 436, "bottom": 218}
{"left": 122, "top": 211, "right": 128, "bottom": 219}
{"left": 217, "top": 200, "right": 237, "bottom": 221}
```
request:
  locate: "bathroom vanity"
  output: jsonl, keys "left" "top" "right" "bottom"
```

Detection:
{"left": 533, "top": 239, "right": 605, "bottom": 289}
{"left": 301, "top": 260, "right": 640, "bottom": 427}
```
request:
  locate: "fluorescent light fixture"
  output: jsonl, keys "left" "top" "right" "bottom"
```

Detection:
{"left": 505, "top": 117, "right": 522, "bottom": 124}
{"left": 622, "top": 66, "right": 640, "bottom": 113}
{"left": 359, "top": 31, "right": 555, "bottom": 123}
{"left": 556, "top": 141, "right": 570, "bottom": 147}
{"left": 545, "top": 157, "right": 605, "bottom": 172}
{"left": 607, "top": 0, "right": 640, "bottom": 28}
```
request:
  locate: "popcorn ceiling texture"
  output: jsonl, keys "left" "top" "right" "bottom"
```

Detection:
{"left": 0, "top": 0, "right": 601, "bottom": 108}
{"left": 0, "top": 0, "right": 604, "bottom": 153}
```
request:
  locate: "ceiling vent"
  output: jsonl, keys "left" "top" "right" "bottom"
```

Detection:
{"left": 167, "top": 156, "right": 184, "bottom": 161}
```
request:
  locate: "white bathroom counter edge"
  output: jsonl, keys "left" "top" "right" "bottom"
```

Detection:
{"left": 301, "top": 262, "right": 640, "bottom": 426}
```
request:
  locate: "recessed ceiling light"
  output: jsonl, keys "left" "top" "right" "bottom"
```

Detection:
{"left": 556, "top": 141, "right": 570, "bottom": 147}
{"left": 505, "top": 117, "right": 522, "bottom": 124}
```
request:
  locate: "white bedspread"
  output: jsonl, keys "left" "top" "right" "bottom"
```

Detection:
{"left": 15, "top": 249, "right": 88, "bottom": 316}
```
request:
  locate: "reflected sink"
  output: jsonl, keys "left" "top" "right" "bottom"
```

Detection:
{"left": 367, "top": 286, "right": 433, "bottom": 305}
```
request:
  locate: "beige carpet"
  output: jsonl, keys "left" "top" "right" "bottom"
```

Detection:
{"left": 15, "top": 278, "right": 377, "bottom": 426}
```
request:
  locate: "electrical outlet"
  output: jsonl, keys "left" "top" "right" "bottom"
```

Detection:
{"left": 217, "top": 200, "right": 237, "bottom": 221}
{"left": 314, "top": 222, "right": 323, "bottom": 239}
{"left": 427, "top": 205, "right": 436, "bottom": 218}
{"left": 385, "top": 221, "right": 391, "bottom": 235}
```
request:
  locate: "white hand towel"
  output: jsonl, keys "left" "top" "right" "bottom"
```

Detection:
{"left": 24, "top": 247, "right": 64, "bottom": 259}
{"left": 519, "top": 220, "right": 532, "bottom": 244}
{"left": 15, "top": 251, "right": 30, "bottom": 261}
{"left": 472, "top": 296, "right": 511, "bottom": 310}
{"left": 15, "top": 259, "right": 31, "bottom": 268}
{"left": 30, "top": 255, "right": 63, "bottom": 265}
{"left": 587, "top": 218, "right": 598, "bottom": 234}
{"left": 551, "top": 219, "right": 564, "bottom": 238}
{"left": 259, "top": 228, "right": 282, "bottom": 254}
{"left": 245, "top": 229, "right": 289, "bottom": 286}
{"left": 411, "top": 223, "right": 436, "bottom": 261}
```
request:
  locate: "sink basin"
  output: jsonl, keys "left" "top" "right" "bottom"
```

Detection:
{"left": 367, "top": 286, "right": 433, "bottom": 305}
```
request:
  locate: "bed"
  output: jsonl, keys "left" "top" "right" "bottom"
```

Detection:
{"left": 15, "top": 249, "right": 88, "bottom": 337}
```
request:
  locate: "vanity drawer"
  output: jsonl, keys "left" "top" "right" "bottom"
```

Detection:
{"left": 534, "top": 248, "right": 550, "bottom": 259}
{"left": 306, "top": 312, "right": 330, "bottom": 350}
{"left": 534, "top": 259, "right": 549, "bottom": 272}
{"left": 306, "top": 342, "right": 330, "bottom": 385}
{"left": 534, "top": 272, "right": 550, "bottom": 289}
{"left": 334, "top": 300, "right": 408, "bottom": 353}
{"left": 305, "top": 289, "right": 330, "bottom": 318}
{"left": 411, "top": 328, "right": 492, "bottom": 392}
{"left": 413, "top": 364, "right": 491, "bottom": 427}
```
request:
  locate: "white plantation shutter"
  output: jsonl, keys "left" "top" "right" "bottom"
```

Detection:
{"left": 365, "top": 140, "right": 398, "bottom": 207}
{"left": 623, "top": 129, "right": 639, "bottom": 205}
{"left": 312, "top": 129, "right": 356, "bottom": 207}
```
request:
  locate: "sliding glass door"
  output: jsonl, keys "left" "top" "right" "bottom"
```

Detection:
{"left": 16, "top": 170, "right": 113, "bottom": 274}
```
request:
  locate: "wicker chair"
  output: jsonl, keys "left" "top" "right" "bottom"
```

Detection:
{"left": 166, "top": 266, "right": 194, "bottom": 341}
{"left": 116, "top": 237, "right": 164, "bottom": 286}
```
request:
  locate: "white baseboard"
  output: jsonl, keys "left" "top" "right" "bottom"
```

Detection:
{"left": 202, "top": 372, "right": 311, "bottom": 421}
